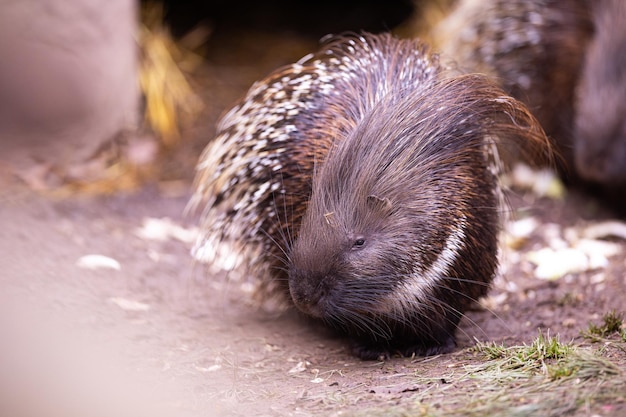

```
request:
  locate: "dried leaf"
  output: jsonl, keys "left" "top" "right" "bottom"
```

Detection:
{"left": 76, "top": 255, "right": 121, "bottom": 271}
{"left": 108, "top": 297, "right": 150, "bottom": 312}
{"left": 135, "top": 217, "right": 197, "bottom": 243}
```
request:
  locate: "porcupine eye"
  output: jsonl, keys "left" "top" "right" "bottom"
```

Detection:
{"left": 352, "top": 237, "right": 366, "bottom": 250}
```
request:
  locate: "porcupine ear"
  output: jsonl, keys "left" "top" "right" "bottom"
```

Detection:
{"left": 366, "top": 195, "right": 393, "bottom": 215}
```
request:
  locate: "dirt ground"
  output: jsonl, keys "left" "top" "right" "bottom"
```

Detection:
{"left": 1, "top": 29, "right": 625, "bottom": 417}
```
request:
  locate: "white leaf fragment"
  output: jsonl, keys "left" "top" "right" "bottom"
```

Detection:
{"left": 135, "top": 217, "right": 197, "bottom": 243}
{"left": 527, "top": 248, "right": 589, "bottom": 280}
{"left": 581, "top": 221, "right": 626, "bottom": 241}
{"left": 108, "top": 297, "right": 151, "bottom": 312}
{"left": 527, "top": 238, "right": 621, "bottom": 280}
{"left": 288, "top": 361, "right": 309, "bottom": 374}
{"left": 506, "top": 163, "right": 565, "bottom": 199}
{"left": 504, "top": 217, "right": 539, "bottom": 249}
{"left": 76, "top": 254, "right": 121, "bottom": 271}
{"left": 194, "top": 364, "right": 222, "bottom": 372}
{"left": 192, "top": 239, "right": 244, "bottom": 273}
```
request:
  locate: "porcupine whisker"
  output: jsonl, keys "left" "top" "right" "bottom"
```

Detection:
{"left": 425, "top": 297, "right": 490, "bottom": 346}
{"left": 408, "top": 296, "right": 459, "bottom": 333}
{"left": 430, "top": 278, "right": 511, "bottom": 333}
{"left": 331, "top": 312, "right": 379, "bottom": 338}
{"left": 271, "top": 171, "right": 297, "bottom": 253}
{"left": 393, "top": 278, "right": 501, "bottom": 343}
{"left": 417, "top": 294, "right": 483, "bottom": 340}
{"left": 327, "top": 285, "right": 386, "bottom": 309}
{"left": 433, "top": 275, "right": 493, "bottom": 289}
{"left": 260, "top": 228, "right": 289, "bottom": 265}
{"left": 336, "top": 288, "right": 411, "bottom": 340}
{"left": 337, "top": 291, "right": 395, "bottom": 314}
{"left": 263, "top": 185, "right": 295, "bottom": 260}
{"left": 332, "top": 307, "right": 393, "bottom": 342}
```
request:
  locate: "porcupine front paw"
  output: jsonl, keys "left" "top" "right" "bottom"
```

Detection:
{"left": 351, "top": 336, "right": 457, "bottom": 361}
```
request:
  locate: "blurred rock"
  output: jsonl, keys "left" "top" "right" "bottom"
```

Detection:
{"left": 0, "top": 0, "right": 139, "bottom": 169}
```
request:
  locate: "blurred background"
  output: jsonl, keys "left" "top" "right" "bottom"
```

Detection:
{"left": 0, "top": 0, "right": 424, "bottom": 195}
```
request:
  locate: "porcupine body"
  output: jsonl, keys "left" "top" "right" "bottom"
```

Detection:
{"left": 574, "top": 0, "right": 626, "bottom": 187}
{"left": 430, "top": 0, "right": 626, "bottom": 195}
{"left": 190, "top": 33, "right": 548, "bottom": 360}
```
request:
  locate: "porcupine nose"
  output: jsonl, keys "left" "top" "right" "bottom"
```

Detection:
{"left": 288, "top": 272, "right": 335, "bottom": 318}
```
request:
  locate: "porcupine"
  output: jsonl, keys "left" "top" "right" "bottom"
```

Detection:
{"left": 428, "top": 0, "right": 626, "bottom": 192}
{"left": 189, "top": 33, "right": 549, "bottom": 360}
{"left": 574, "top": 0, "right": 626, "bottom": 187}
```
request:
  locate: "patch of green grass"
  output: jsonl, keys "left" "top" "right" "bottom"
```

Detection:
{"left": 469, "top": 330, "right": 572, "bottom": 378}
{"left": 343, "top": 330, "right": 625, "bottom": 417}
{"left": 582, "top": 310, "right": 625, "bottom": 342}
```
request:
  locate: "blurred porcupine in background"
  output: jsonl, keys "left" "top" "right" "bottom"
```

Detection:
{"left": 420, "top": 0, "right": 626, "bottom": 207}
{"left": 574, "top": 0, "right": 626, "bottom": 187}
{"left": 188, "top": 33, "right": 550, "bottom": 359}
